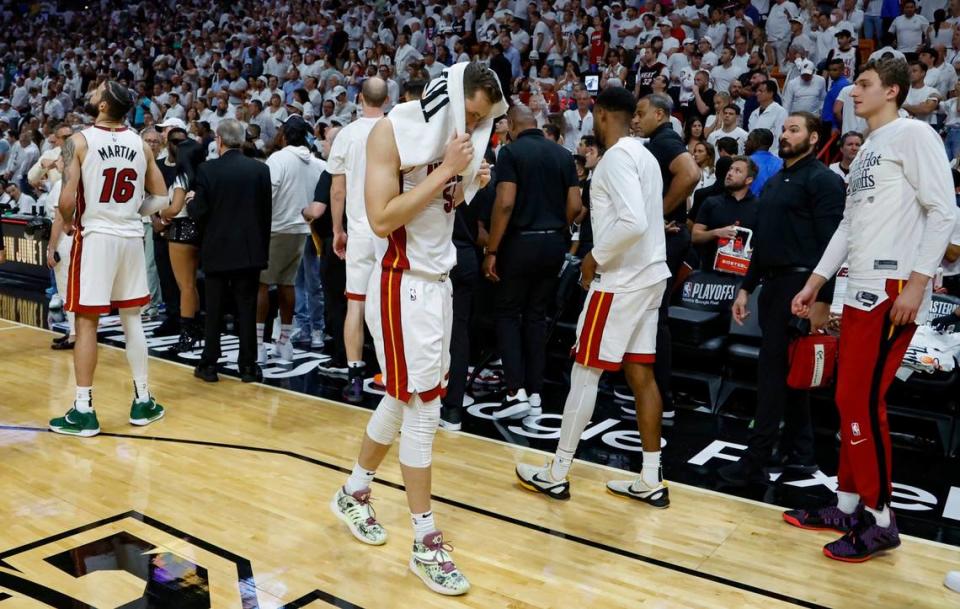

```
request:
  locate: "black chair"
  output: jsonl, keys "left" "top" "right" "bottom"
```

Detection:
{"left": 714, "top": 286, "right": 763, "bottom": 414}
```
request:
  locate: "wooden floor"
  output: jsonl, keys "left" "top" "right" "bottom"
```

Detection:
{"left": 0, "top": 321, "right": 957, "bottom": 609}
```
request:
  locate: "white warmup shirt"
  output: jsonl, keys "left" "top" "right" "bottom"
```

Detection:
{"left": 326, "top": 116, "right": 379, "bottom": 236}
{"left": 813, "top": 118, "right": 957, "bottom": 319}
{"left": 588, "top": 136, "right": 672, "bottom": 293}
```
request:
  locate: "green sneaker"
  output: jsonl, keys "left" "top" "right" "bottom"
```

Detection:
{"left": 129, "top": 398, "right": 165, "bottom": 426}
{"left": 409, "top": 531, "right": 470, "bottom": 595}
{"left": 49, "top": 407, "right": 100, "bottom": 437}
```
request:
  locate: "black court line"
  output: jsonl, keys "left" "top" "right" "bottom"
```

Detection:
{"left": 0, "top": 425, "right": 830, "bottom": 608}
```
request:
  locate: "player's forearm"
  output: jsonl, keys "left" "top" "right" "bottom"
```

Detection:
{"left": 367, "top": 167, "right": 455, "bottom": 238}
{"left": 331, "top": 180, "right": 346, "bottom": 233}
{"left": 590, "top": 214, "right": 646, "bottom": 267}
{"left": 812, "top": 222, "right": 849, "bottom": 280}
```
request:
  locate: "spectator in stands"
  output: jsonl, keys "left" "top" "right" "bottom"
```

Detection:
{"left": 828, "top": 131, "right": 863, "bottom": 184}
{"left": 889, "top": 0, "right": 929, "bottom": 55}
{"left": 823, "top": 59, "right": 852, "bottom": 132}
{"left": 783, "top": 62, "right": 826, "bottom": 115}
{"left": 483, "top": 105, "right": 582, "bottom": 419}
{"left": 692, "top": 156, "right": 759, "bottom": 271}
{"left": 745, "top": 128, "right": 783, "bottom": 195}
{"left": 903, "top": 60, "right": 942, "bottom": 124}
{"left": 4, "top": 181, "right": 37, "bottom": 215}
{"left": 941, "top": 81, "right": 960, "bottom": 162}
{"left": 562, "top": 88, "right": 593, "bottom": 153}
{"left": 634, "top": 92, "right": 701, "bottom": 419}
{"left": 707, "top": 105, "right": 748, "bottom": 154}
{"left": 748, "top": 80, "right": 788, "bottom": 139}
{"left": 723, "top": 112, "right": 845, "bottom": 486}
{"left": 692, "top": 141, "right": 716, "bottom": 194}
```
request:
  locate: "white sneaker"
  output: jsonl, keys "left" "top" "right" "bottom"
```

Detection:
{"left": 310, "top": 329, "right": 325, "bottom": 348}
{"left": 493, "top": 389, "right": 529, "bottom": 420}
{"left": 946, "top": 571, "right": 960, "bottom": 593}
{"left": 410, "top": 531, "right": 470, "bottom": 595}
{"left": 330, "top": 487, "right": 387, "bottom": 545}
{"left": 49, "top": 294, "right": 63, "bottom": 310}
{"left": 516, "top": 461, "right": 570, "bottom": 500}
{"left": 256, "top": 343, "right": 268, "bottom": 364}
{"left": 606, "top": 475, "right": 670, "bottom": 509}
{"left": 528, "top": 393, "right": 543, "bottom": 416}
{"left": 275, "top": 339, "right": 294, "bottom": 363}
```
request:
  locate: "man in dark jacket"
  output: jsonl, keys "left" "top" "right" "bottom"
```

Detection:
{"left": 188, "top": 118, "right": 272, "bottom": 383}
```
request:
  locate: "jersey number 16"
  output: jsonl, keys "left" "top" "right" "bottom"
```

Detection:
{"left": 98, "top": 168, "right": 138, "bottom": 203}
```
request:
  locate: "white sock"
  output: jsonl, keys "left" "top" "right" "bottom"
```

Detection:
{"left": 529, "top": 393, "right": 542, "bottom": 408}
{"left": 837, "top": 491, "right": 860, "bottom": 514}
{"left": 133, "top": 377, "right": 150, "bottom": 404}
{"left": 411, "top": 510, "right": 436, "bottom": 543}
{"left": 865, "top": 505, "right": 891, "bottom": 528}
{"left": 348, "top": 361, "right": 365, "bottom": 368}
{"left": 641, "top": 451, "right": 661, "bottom": 488}
{"left": 278, "top": 324, "right": 293, "bottom": 344}
{"left": 75, "top": 386, "right": 93, "bottom": 413}
{"left": 344, "top": 462, "right": 375, "bottom": 494}
{"left": 256, "top": 323, "right": 265, "bottom": 345}
{"left": 551, "top": 449, "right": 574, "bottom": 481}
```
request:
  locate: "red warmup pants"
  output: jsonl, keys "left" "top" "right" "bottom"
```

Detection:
{"left": 835, "top": 279, "right": 917, "bottom": 510}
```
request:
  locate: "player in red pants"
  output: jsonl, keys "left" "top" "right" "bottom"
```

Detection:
{"left": 787, "top": 58, "right": 957, "bottom": 562}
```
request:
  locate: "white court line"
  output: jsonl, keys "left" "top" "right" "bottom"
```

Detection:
{"left": 5, "top": 317, "right": 959, "bottom": 552}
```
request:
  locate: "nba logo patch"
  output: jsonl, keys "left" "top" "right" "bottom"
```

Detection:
{"left": 851, "top": 422, "right": 861, "bottom": 437}
{"left": 682, "top": 283, "right": 692, "bottom": 298}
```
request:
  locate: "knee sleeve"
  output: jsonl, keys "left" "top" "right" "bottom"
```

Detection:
{"left": 557, "top": 363, "right": 603, "bottom": 454}
{"left": 399, "top": 395, "right": 441, "bottom": 468}
{"left": 365, "top": 395, "right": 405, "bottom": 445}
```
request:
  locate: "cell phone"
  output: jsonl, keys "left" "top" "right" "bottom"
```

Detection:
{"left": 584, "top": 75, "right": 599, "bottom": 93}
{"left": 53, "top": 251, "right": 61, "bottom": 263}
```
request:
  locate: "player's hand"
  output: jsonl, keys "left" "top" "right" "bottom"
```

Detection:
{"left": 714, "top": 225, "right": 738, "bottom": 240}
{"left": 333, "top": 229, "right": 347, "bottom": 260}
{"left": 483, "top": 253, "right": 499, "bottom": 282}
{"left": 46, "top": 249, "right": 57, "bottom": 269}
{"left": 302, "top": 202, "right": 325, "bottom": 221}
{"left": 732, "top": 289, "right": 751, "bottom": 325}
{"left": 664, "top": 220, "right": 681, "bottom": 234}
{"left": 791, "top": 285, "right": 818, "bottom": 318}
{"left": 890, "top": 281, "right": 924, "bottom": 326}
{"left": 441, "top": 133, "right": 474, "bottom": 176}
{"left": 809, "top": 302, "right": 831, "bottom": 333}
{"left": 580, "top": 252, "right": 597, "bottom": 290}
{"left": 476, "top": 160, "right": 492, "bottom": 189}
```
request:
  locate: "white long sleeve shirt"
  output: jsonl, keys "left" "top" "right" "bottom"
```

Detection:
{"left": 783, "top": 75, "right": 826, "bottom": 115}
{"left": 813, "top": 118, "right": 957, "bottom": 315}
{"left": 588, "top": 137, "right": 671, "bottom": 293}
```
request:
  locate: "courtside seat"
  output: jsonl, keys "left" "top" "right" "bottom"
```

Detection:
{"left": 715, "top": 287, "right": 763, "bottom": 414}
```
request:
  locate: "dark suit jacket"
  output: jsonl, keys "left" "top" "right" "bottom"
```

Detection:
{"left": 188, "top": 149, "right": 272, "bottom": 273}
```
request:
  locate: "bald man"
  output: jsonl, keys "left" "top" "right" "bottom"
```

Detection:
{"left": 327, "top": 77, "right": 390, "bottom": 402}
{"left": 482, "top": 104, "right": 583, "bottom": 419}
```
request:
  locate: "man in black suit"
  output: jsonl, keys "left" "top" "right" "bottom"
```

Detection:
{"left": 188, "top": 119, "right": 272, "bottom": 383}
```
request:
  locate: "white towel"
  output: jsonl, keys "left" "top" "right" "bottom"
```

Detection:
{"left": 388, "top": 61, "right": 508, "bottom": 204}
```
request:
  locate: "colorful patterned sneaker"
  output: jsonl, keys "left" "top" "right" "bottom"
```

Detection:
{"left": 515, "top": 462, "right": 570, "bottom": 500}
{"left": 823, "top": 510, "right": 900, "bottom": 563}
{"left": 330, "top": 487, "right": 387, "bottom": 546}
{"left": 783, "top": 505, "right": 860, "bottom": 534}
{"left": 129, "top": 398, "right": 165, "bottom": 426}
{"left": 606, "top": 475, "right": 670, "bottom": 509}
{"left": 409, "top": 531, "right": 470, "bottom": 596}
{"left": 50, "top": 406, "right": 100, "bottom": 437}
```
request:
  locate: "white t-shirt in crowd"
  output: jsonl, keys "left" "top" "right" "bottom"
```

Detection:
{"left": 890, "top": 14, "right": 930, "bottom": 52}
{"left": 905, "top": 84, "right": 941, "bottom": 124}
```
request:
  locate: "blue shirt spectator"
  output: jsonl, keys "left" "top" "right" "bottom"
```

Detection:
{"left": 746, "top": 128, "right": 783, "bottom": 196}
{"left": 823, "top": 62, "right": 851, "bottom": 128}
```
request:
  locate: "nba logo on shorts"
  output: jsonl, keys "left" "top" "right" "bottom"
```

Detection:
{"left": 851, "top": 422, "right": 861, "bottom": 437}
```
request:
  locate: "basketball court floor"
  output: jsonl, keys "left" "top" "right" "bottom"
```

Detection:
{"left": 1, "top": 315, "right": 959, "bottom": 608}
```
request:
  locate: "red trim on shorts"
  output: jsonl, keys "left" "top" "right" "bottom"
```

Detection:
{"left": 113, "top": 295, "right": 151, "bottom": 309}
{"left": 65, "top": 233, "right": 83, "bottom": 313}
{"left": 574, "top": 290, "right": 615, "bottom": 370}
{"left": 419, "top": 385, "right": 447, "bottom": 402}
{"left": 624, "top": 353, "right": 656, "bottom": 364}
{"left": 381, "top": 267, "right": 411, "bottom": 402}
{"left": 345, "top": 292, "right": 367, "bottom": 301}
{"left": 71, "top": 303, "right": 112, "bottom": 314}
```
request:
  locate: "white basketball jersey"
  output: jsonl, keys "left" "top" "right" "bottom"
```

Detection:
{"left": 376, "top": 160, "right": 457, "bottom": 276}
{"left": 78, "top": 126, "right": 147, "bottom": 238}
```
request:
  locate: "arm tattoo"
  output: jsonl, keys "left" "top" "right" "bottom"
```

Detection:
{"left": 61, "top": 137, "right": 75, "bottom": 179}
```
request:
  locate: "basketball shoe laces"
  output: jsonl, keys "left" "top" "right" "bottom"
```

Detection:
{"left": 347, "top": 491, "right": 379, "bottom": 527}
{"left": 423, "top": 535, "right": 457, "bottom": 574}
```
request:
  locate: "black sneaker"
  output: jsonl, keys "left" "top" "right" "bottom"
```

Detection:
{"left": 440, "top": 404, "right": 462, "bottom": 431}
{"left": 823, "top": 510, "right": 900, "bottom": 563}
{"left": 239, "top": 365, "right": 263, "bottom": 383}
{"left": 152, "top": 316, "right": 181, "bottom": 337}
{"left": 342, "top": 366, "right": 365, "bottom": 403}
{"left": 193, "top": 364, "right": 219, "bottom": 383}
{"left": 717, "top": 460, "right": 769, "bottom": 486}
{"left": 783, "top": 504, "right": 861, "bottom": 534}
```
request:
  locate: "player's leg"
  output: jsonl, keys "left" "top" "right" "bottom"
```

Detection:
{"left": 168, "top": 242, "right": 200, "bottom": 352}
{"left": 120, "top": 307, "right": 165, "bottom": 426}
{"left": 343, "top": 235, "right": 375, "bottom": 402}
{"left": 50, "top": 312, "right": 103, "bottom": 437}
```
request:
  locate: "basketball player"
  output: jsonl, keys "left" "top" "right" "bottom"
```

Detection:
{"left": 50, "top": 81, "right": 169, "bottom": 437}
{"left": 788, "top": 58, "right": 957, "bottom": 561}
{"left": 330, "top": 63, "right": 504, "bottom": 596}
{"left": 515, "top": 86, "right": 672, "bottom": 507}
{"left": 328, "top": 77, "right": 388, "bottom": 403}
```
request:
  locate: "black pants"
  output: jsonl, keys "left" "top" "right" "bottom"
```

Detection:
{"left": 494, "top": 232, "right": 567, "bottom": 395}
{"left": 202, "top": 269, "right": 260, "bottom": 369}
{"left": 654, "top": 226, "right": 691, "bottom": 411}
{"left": 154, "top": 232, "right": 180, "bottom": 318}
{"left": 743, "top": 272, "right": 815, "bottom": 468}
{"left": 444, "top": 244, "right": 480, "bottom": 409}
{"left": 320, "top": 238, "right": 347, "bottom": 365}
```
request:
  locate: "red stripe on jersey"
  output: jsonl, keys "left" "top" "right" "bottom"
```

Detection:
{"left": 382, "top": 226, "right": 410, "bottom": 271}
{"left": 380, "top": 268, "right": 411, "bottom": 402}
{"left": 65, "top": 232, "right": 83, "bottom": 314}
